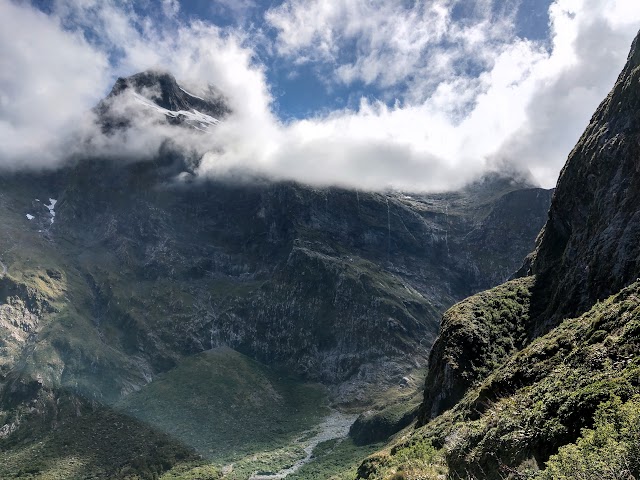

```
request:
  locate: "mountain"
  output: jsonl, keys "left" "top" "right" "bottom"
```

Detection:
{"left": 0, "top": 72, "right": 551, "bottom": 479}
{"left": 96, "top": 70, "right": 230, "bottom": 132}
{"left": 357, "top": 29, "right": 640, "bottom": 480}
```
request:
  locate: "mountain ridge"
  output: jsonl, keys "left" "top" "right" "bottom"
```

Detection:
{"left": 0, "top": 71, "right": 552, "bottom": 478}
{"left": 96, "top": 70, "right": 230, "bottom": 133}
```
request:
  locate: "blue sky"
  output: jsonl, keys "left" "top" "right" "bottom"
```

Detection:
{"left": 2, "top": 0, "right": 640, "bottom": 190}
{"left": 171, "top": 0, "right": 554, "bottom": 119}
{"left": 29, "top": 0, "right": 554, "bottom": 120}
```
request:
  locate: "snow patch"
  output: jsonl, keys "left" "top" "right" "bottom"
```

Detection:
{"left": 26, "top": 214, "right": 34, "bottom": 220}
{"left": 45, "top": 198, "right": 57, "bottom": 224}
{"left": 179, "top": 86, "right": 206, "bottom": 101}
{"left": 132, "top": 92, "right": 220, "bottom": 132}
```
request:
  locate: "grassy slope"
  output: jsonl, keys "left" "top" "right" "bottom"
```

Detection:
{"left": 0, "top": 407, "right": 198, "bottom": 480}
{"left": 0, "top": 348, "right": 331, "bottom": 479}
{"left": 420, "top": 277, "right": 534, "bottom": 421}
{"left": 117, "top": 347, "right": 329, "bottom": 462}
{"left": 358, "top": 280, "right": 640, "bottom": 479}
{"left": 287, "top": 438, "right": 383, "bottom": 480}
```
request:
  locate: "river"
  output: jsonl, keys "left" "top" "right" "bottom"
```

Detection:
{"left": 249, "top": 410, "right": 358, "bottom": 479}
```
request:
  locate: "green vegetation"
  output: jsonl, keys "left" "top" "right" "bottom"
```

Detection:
{"left": 0, "top": 407, "right": 197, "bottom": 479}
{"left": 359, "top": 280, "right": 640, "bottom": 479}
{"left": 441, "top": 276, "right": 533, "bottom": 377}
{"left": 421, "top": 276, "right": 534, "bottom": 422}
{"left": 534, "top": 395, "right": 640, "bottom": 480}
{"left": 358, "top": 438, "right": 447, "bottom": 480}
{"left": 117, "top": 347, "right": 329, "bottom": 462}
{"left": 287, "top": 438, "right": 383, "bottom": 480}
{"left": 160, "top": 462, "right": 221, "bottom": 479}
{"left": 350, "top": 393, "right": 421, "bottom": 446}
{"left": 0, "top": 348, "right": 332, "bottom": 479}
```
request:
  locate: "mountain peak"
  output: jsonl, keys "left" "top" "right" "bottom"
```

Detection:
{"left": 98, "top": 69, "right": 230, "bottom": 132}
{"left": 109, "top": 70, "right": 180, "bottom": 98}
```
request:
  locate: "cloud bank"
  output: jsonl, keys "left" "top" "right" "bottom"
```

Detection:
{"left": 0, "top": 0, "right": 639, "bottom": 191}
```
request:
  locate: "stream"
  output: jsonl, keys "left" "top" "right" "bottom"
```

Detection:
{"left": 249, "top": 410, "right": 358, "bottom": 479}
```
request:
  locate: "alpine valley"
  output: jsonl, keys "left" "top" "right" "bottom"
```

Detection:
{"left": 0, "top": 69, "right": 553, "bottom": 479}
{"left": 2, "top": 22, "right": 640, "bottom": 480}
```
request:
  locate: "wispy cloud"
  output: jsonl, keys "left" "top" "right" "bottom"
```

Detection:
{"left": 265, "top": 0, "right": 517, "bottom": 100}
{"left": 0, "top": 0, "right": 639, "bottom": 192}
{"left": 162, "top": 0, "right": 180, "bottom": 19}
{"left": 210, "top": 0, "right": 257, "bottom": 23}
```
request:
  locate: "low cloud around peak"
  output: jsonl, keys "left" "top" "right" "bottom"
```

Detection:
{"left": 1, "top": 0, "right": 639, "bottom": 192}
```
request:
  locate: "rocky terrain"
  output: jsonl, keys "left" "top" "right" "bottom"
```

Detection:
{"left": 0, "top": 71, "right": 552, "bottom": 478}
{"left": 356, "top": 28, "right": 640, "bottom": 480}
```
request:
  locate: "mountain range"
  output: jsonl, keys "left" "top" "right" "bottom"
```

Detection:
{"left": 0, "top": 67, "right": 555, "bottom": 478}
{"left": 8, "top": 28, "right": 640, "bottom": 480}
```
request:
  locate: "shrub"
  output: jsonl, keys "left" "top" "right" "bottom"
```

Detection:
{"left": 537, "top": 396, "right": 640, "bottom": 480}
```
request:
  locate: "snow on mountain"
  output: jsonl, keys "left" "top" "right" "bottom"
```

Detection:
{"left": 131, "top": 91, "right": 220, "bottom": 132}
{"left": 96, "top": 71, "right": 230, "bottom": 134}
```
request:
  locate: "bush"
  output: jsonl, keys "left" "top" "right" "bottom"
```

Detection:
{"left": 537, "top": 396, "right": 640, "bottom": 480}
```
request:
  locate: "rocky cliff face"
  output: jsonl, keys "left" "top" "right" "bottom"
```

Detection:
{"left": 358, "top": 29, "right": 640, "bottom": 480}
{"left": 419, "top": 31, "right": 640, "bottom": 426}
{"left": 525, "top": 32, "right": 640, "bottom": 330}
{"left": 0, "top": 157, "right": 550, "bottom": 410}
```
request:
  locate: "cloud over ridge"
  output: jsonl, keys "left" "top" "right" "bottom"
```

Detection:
{"left": 0, "top": 0, "right": 639, "bottom": 191}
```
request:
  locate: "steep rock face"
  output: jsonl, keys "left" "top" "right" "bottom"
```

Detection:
{"left": 0, "top": 156, "right": 551, "bottom": 413}
{"left": 525, "top": 32, "right": 640, "bottom": 329}
{"left": 379, "top": 29, "right": 640, "bottom": 480}
{"left": 420, "top": 30, "right": 640, "bottom": 424}
{"left": 465, "top": 188, "right": 552, "bottom": 290}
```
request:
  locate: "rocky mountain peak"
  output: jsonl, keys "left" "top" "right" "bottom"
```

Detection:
{"left": 97, "top": 70, "right": 230, "bottom": 132}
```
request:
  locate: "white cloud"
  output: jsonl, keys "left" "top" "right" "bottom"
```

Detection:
{"left": 265, "top": 0, "right": 517, "bottom": 99}
{"left": 257, "top": 0, "right": 640, "bottom": 188}
{"left": 0, "top": 0, "right": 109, "bottom": 168}
{"left": 494, "top": 0, "right": 640, "bottom": 184}
{"left": 162, "top": 0, "right": 180, "bottom": 18}
{"left": 0, "top": 0, "right": 639, "bottom": 192}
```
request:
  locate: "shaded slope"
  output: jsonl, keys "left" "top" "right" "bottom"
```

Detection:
{"left": 0, "top": 159, "right": 551, "bottom": 413}
{"left": 117, "top": 347, "right": 328, "bottom": 461}
{"left": 0, "top": 164, "right": 550, "bottom": 477}
{"left": 359, "top": 280, "right": 640, "bottom": 478}
{"left": 0, "top": 404, "right": 199, "bottom": 479}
